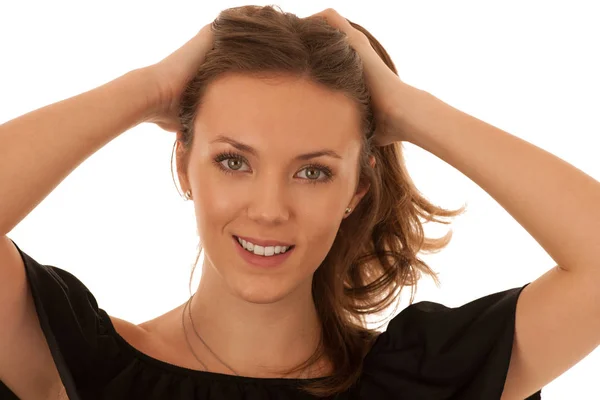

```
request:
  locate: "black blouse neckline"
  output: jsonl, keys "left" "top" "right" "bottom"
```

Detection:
{"left": 100, "top": 308, "right": 334, "bottom": 385}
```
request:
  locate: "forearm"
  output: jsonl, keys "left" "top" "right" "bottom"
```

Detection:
{"left": 0, "top": 68, "right": 156, "bottom": 235}
{"left": 395, "top": 84, "right": 600, "bottom": 275}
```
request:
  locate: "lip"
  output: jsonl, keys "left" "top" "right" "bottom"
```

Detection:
{"left": 234, "top": 235, "right": 294, "bottom": 247}
{"left": 232, "top": 235, "right": 294, "bottom": 268}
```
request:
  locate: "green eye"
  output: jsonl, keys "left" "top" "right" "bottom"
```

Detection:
{"left": 212, "top": 151, "right": 334, "bottom": 184}
{"left": 227, "top": 158, "right": 244, "bottom": 170}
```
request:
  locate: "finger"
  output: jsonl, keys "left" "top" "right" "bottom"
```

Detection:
{"left": 311, "top": 8, "right": 369, "bottom": 48}
{"left": 311, "top": 8, "right": 351, "bottom": 31}
{"left": 372, "top": 130, "right": 397, "bottom": 147}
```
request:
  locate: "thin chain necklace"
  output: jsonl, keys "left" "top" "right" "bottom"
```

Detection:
{"left": 182, "top": 294, "right": 240, "bottom": 375}
{"left": 181, "top": 295, "right": 209, "bottom": 371}
{"left": 181, "top": 294, "right": 317, "bottom": 379}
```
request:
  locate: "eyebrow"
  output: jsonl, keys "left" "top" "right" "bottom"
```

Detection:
{"left": 209, "top": 135, "right": 343, "bottom": 161}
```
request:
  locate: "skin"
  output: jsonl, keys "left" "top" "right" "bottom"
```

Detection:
{"left": 164, "top": 73, "right": 373, "bottom": 377}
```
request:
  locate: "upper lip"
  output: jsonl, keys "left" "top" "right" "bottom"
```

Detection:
{"left": 234, "top": 235, "right": 294, "bottom": 247}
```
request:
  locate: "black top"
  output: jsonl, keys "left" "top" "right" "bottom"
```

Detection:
{"left": 1, "top": 240, "right": 542, "bottom": 400}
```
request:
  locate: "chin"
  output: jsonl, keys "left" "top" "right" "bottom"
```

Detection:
{"left": 234, "top": 284, "right": 291, "bottom": 305}
{"left": 237, "top": 289, "right": 286, "bottom": 304}
{"left": 227, "top": 272, "right": 312, "bottom": 305}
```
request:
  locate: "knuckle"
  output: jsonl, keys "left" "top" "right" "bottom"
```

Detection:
{"left": 317, "top": 8, "right": 338, "bottom": 20}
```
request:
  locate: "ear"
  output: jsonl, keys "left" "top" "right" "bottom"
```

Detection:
{"left": 346, "top": 155, "right": 376, "bottom": 215}
{"left": 175, "top": 135, "right": 190, "bottom": 193}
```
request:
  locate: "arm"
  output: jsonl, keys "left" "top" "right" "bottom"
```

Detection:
{"left": 310, "top": 8, "right": 599, "bottom": 397}
{"left": 0, "top": 22, "right": 213, "bottom": 397}
{"left": 0, "top": 68, "right": 156, "bottom": 236}
{"left": 392, "top": 83, "right": 600, "bottom": 399}
{"left": 0, "top": 68, "right": 157, "bottom": 398}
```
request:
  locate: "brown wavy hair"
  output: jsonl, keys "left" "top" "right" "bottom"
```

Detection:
{"left": 171, "top": 5, "right": 466, "bottom": 397}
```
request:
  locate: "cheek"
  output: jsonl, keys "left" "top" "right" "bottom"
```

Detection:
{"left": 195, "top": 186, "right": 244, "bottom": 219}
{"left": 191, "top": 174, "right": 247, "bottom": 246}
{"left": 300, "top": 204, "right": 342, "bottom": 232}
{"left": 297, "top": 187, "right": 346, "bottom": 223}
{"left": 193, "top": 169, "right": 246, "bottom": 214}
{"left": 298, "top": 201, "right": 344, "bottom": 264}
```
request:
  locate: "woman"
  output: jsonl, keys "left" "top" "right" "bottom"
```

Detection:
{"left": 0, "top": 5, "right": 598, "bottom": 399}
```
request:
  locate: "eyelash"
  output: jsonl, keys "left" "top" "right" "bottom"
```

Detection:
{"left": 212, "top": 151, "right": 334, "bottom": 185}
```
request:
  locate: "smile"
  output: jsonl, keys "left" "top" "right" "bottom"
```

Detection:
{"left": 234, "top": 235, "right": 294, "bottom": 256}
{"left": 232, "top": 235, "right": 295, "bottom": 268}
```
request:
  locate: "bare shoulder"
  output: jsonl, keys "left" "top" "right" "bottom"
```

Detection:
{"left": 109, "top": 315, "right": 150, "bottom": 348}
{"left": 107, "top": 306, "right": 195, "bottom": 370}
{"left": 108, "top": 312, "right": 178, "bottom": 357}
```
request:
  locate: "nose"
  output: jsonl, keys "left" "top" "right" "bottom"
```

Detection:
{"left": 246, "top": 174, "right": 290, "bottom": 224}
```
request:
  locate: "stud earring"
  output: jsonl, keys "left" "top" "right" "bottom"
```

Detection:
{"left": 345, "top": 207, "right": 351, "bottom": 214}
{"left": 184, "top": 190, "right": 192, "bottom": 201}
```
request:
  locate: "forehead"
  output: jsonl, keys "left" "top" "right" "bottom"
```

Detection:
{"left": 193, "top": 74, "right": 363, "bottom": 154}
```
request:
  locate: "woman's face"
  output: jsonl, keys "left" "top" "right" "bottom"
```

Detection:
{"left": 180, "top": 73, "right": 369, "bottom": 304}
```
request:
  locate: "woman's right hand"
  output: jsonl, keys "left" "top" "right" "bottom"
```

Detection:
{"left": 144, "top": 23, "right": 214, "bottom": 132}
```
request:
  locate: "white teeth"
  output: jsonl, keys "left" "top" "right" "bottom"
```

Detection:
{"left": 237, "top": 237, "right": 292, "bottom": 257}
{"left": 253, "top": 245, "right": 264, "bottom": 256}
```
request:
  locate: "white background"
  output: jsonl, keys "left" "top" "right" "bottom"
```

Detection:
{"left": 2, "top": 1, "right": 598, "bottom": 398}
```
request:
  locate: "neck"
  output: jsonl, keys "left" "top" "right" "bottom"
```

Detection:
{"left": 187, "top": 261, "right": 327, "bottom": 378}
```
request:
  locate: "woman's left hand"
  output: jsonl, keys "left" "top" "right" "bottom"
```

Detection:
{"left": 310, "top": 8, "right": 411, "bottom": 146}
